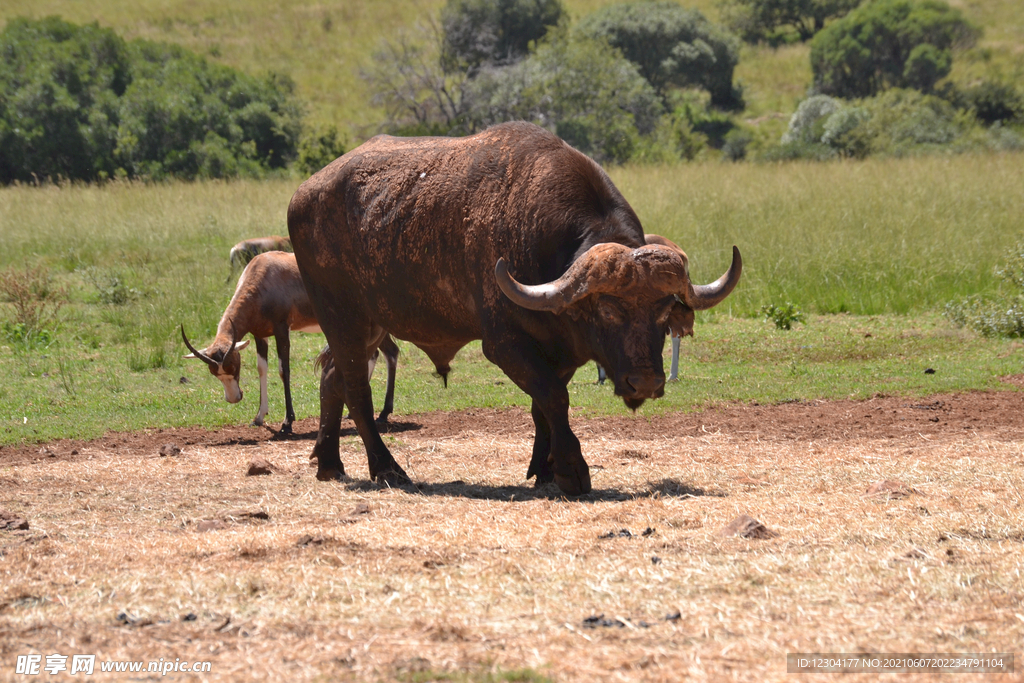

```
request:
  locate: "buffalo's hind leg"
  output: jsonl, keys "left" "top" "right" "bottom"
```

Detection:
{"left": 341, "top": 338, "right": 411, "bottom": 487}
{"left": 323, "top": 316, "right": 410, "bottom": 487}
{"left": 311, "top": 354, "right": 346, "bottom": 480}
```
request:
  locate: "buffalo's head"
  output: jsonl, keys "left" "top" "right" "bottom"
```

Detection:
{"left": 181, "top": 324, "right": 250, "bottom": 403}
{"left": 495, "top": 237, "right": 741, "bottom": 409}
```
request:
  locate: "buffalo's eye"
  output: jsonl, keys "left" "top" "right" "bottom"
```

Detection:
{"left": 596, "top": 298, "right": 624, "bottom": 325}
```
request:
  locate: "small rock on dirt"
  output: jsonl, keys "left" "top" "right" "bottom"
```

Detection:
{"left": 599, "top": 528, "right": 633, "bottom": 539}
{"left": 159, "top": 443, "right": 181, "bottom": 457}
{"left": 246, "top": 457, "right": 276, "bottom": 476}
{"left": 897, "top": 546, "right": 929, "bottom": 560}
{"left": 0, "top": 510, "right": 29, "bottom": 531}
{"left": 717, "top": 514, "right": 779, "bottom": 540}
{"left": 866, "top": 480, "right": 920, "bottom": 498}
{"left": 583, "top": 614, "right": 626, "bottom": 629}
{"left": 219, "top": 508, "right": 270, "bottom": 522}
{"left": 619, "top": 448, "right": 649, "bottom": 460}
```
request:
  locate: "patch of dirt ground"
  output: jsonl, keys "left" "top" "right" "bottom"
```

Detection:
{"left": 1, "top": 389, "right": 1023, "bottom": 681}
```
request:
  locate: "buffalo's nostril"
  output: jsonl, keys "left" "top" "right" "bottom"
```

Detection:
{"left": 625, "top": 374, "right": 664, "bottom": 397}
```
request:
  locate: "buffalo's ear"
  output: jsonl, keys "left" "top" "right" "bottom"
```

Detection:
{"left": 668, "top": 301, "right": 695, "bottom": 338}
{"left": 183, "top": 351, "right": 201, "bottom": 359}
{"left": 233, "top": 339, "right": 251, "bottom": 351}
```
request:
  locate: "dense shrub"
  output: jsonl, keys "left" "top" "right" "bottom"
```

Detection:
{"left": 781, "top": 94, "right": 842, "bottom": 144}
{"left": 441, "top": 0, "right": 565, "bottom": 73}
{"left": 810, "top": 0, "right": 979, "bottom": 99}
{"left": 467, "top": 33, "right": 662, "bottom": 163}
{"left": 575, "top": 2, "right": 742, "bottom": 109}
{"left": 949, "top": 80, "right": 1024, "bottom": 125}
{"left": 297, "top": 125, "right": 346, "bottom": 175}
{"left": 837, "top": 89, "right": 970, "bottom": 155}
{"left": 770, "top": 89, "right": 982, "bottom": 159}
{"left": 0, "top": 16, "right": 302, "bottom": 183}
{"left": 721, "top": 0, "right": 859, "bottom": 44}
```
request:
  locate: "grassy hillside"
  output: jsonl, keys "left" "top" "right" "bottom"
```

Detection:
{"left": 3, "top": 0, "right": 1018, "bottom": 144}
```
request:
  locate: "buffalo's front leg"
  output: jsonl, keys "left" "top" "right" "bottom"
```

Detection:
{"left": 311, "top": 356, "right": 345, "bottom": 480}
{"left": 483, "top": 336, "right": 590, "bottom": 495}
{"left": 525, "top": 399, "right": 554, "bottom": 485}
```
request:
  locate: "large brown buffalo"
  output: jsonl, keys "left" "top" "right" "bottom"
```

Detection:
{"left": 287, "top": 121, "right": 740, "bottom": 495}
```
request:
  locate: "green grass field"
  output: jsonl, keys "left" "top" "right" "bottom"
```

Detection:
{"left": 2, "top": 153, "right": 1022, "bottom": 446}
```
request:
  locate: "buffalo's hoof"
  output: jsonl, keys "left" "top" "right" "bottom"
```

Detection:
{"left": 315, "top": 466, "right": 345, "bottom": 481}
{"left": 554, "top": 465, "right": 592, "bottom": 496}
{"left": 374, "top": 467, "right": 414, "bottom": 490}
{"left": 532, "top": 471, "right": 555, "bottom": 487}
{"left": 250, "top": 419, "right": 264, "bottom": 427}
{"left": 278, "top": 423, "right": 293, "bottom": 435}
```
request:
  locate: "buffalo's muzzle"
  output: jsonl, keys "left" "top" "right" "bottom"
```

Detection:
{"left": 623, "top": 373, "right": 665, "bottom": 399}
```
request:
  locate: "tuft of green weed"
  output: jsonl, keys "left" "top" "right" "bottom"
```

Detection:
{"left": 761, "top": 301, "right": 805, "bottom": 330}
{"left": 945, "top": 239, "right": 1024, "bottom": 337}
{"left": 0, "top": 265, "right": 66, "bottom": 348}
{"left": 80, "top": 267, "right": 142, "bottom": 305}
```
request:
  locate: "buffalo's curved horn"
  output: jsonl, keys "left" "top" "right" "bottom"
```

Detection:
{"left": 494, "top": 242, "right": 634, "bottom": 312}
{"left": 181, "top": 324, "right": 217, "bottom": 367}
{"left": 681, "top": 246, "right": 742, "bottom": 311}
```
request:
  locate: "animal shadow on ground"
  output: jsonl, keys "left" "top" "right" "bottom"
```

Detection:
{"left": 342, "top": 477, "right": 726, "bottom": 503}
{"left": 265, "top": 419, "right": 423, "bottom": 442}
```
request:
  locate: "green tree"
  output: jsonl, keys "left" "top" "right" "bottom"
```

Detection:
{"left": 441, "top": 0, "right": 565, "bottom": 73}
{"left": 0, "top": 16, "right": 130, "bottom": 183}
{"left": 0, "top": 16, "right": 302, "bottom": 183}
{"left": 809, "top": 0, "right": 978, "bottom": 98}
{"left": 467, "top": 33, "right": 662, "bottom": 163}
{"left": 720, "top": 0, "right": 860, "bottom": 43}
{"left": 363, "top": 0, "right": 565, "bottom": 136}
{"left": 575, "top": 1, "right": 741, "bottom": 109}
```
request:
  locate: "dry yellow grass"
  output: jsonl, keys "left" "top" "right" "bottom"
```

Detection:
{"left": 1, "top": 405, "right": 1023, "bottom": 681}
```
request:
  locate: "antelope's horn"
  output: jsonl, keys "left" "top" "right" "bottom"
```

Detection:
{"left": 181, "top": 324, "right": 218, "bottom": 367}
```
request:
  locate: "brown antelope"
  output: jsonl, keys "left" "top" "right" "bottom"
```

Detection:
{"left": 182, "top": 251, "right": 398, "bottom": 434}
{"left": 227, "top": 235, "right": 292, "bottom": 282}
